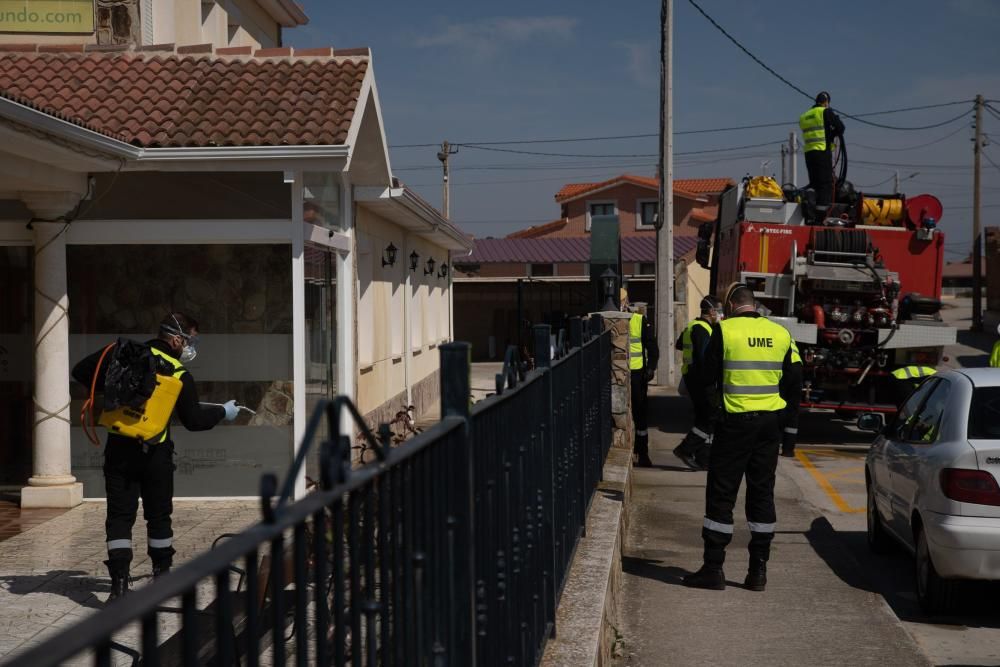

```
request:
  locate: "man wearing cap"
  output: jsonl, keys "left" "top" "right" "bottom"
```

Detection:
{"left": 799, "top": 91, "right": 845, "bottom": 207}
{"left": 683, "top": 285, "right": 802, "bottom": 592}
{"left": 629, "top": 303, "right": 659, "bottom": 467}
{"left": 673, "top": 296, "right": 723, "bottom": 470}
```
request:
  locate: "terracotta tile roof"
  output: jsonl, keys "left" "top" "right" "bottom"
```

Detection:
{"left": 506, "top": 219, "right": 568, "bottom": 239}
{"left": 690, "top": 209, "right": 717, "bottom": 223}
{"left": 0, "top": 44, "right": 368, "bottom": 147}
{"left": 675, "top": 177, "right": 735, "bottom": 194}
{"left": 459, "top": 235, "right": 697, "bottom": 264}
{"left": 554, "top": 174, "right": 705, "bottom": 203}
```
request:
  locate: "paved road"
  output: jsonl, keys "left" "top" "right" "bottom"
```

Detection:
{"left": 616, "top": 300, "right": 1000, "bottom": 666}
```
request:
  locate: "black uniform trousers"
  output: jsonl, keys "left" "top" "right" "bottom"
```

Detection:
{"left": 679, "top": 371, "right": 714, "bottom": 452}
{"left": 104, "top": 436, "right": 176, "bottom": 568}
{"left": 805, "top": 149, "right": 834, "bottom": 206}
{"left": 702, "top": 410, "right": 781, "bottom": 566}
{"left": 630, "top": 370, "right": 649, "bottom": 457}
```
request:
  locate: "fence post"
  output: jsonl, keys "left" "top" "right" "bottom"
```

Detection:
{"left": 440, "top": 343, "right": 476, "bottom": 665}
{"left": 534, "top": 324, "right": 552, "bottom": 369}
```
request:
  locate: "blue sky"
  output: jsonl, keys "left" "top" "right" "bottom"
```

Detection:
{"left": 288, "top": 0, "right": 1000, "bottom": 257}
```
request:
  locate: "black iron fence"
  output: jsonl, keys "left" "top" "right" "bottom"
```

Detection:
{"left": 5, "top": 318, "right": 611, "bottom": 667}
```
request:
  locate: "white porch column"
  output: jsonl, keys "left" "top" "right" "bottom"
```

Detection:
{"left": 21, "top": 191, "right": 85, "bottom": 507}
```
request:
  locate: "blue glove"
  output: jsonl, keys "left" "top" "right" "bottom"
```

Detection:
{"left": 222, "top": 400, "right": 239, "bottom": 421}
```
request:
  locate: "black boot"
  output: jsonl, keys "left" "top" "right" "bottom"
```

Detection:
{"left": 744, "top": 558, "right": 767, "bottom": 591}
{"left": 682, "top": 564, "right": 726, "bottom": 590}
{"left": 104, "top": 560, "right": 131, "bottom": 602}
{"left": 780, "top": 446, "right": 796, "bottom": 458}
{"left": 152, "top": 563, "right": 171, "bottom": 580}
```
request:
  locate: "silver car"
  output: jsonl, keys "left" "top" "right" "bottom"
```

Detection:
{"left": 860, "top": 368, "right": 1000, "bottom": 613}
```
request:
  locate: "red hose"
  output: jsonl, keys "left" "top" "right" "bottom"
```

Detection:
{"left": 812, "top": 304, "right": 826, "bottom": 328}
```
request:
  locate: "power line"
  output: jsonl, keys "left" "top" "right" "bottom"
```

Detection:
{"left": 983, "top": 147, "right": 1000, "bottom": 176}
{"left": 984, "top": 104, "right": 1000, "bottom": 122}
{"left": 855, "top": 175, "right": 895, "bottom": 188}
{"left": 457, "top": 139, "right": 783, "bottom": 159}
{"left": 851, "top": 124, "right": 970, "bottom": 152}
{"left": 389, "top": 101, "right": 974, "bottom": 150}
{"left": 685, "top": 0, "right": 974, "bottom": 131}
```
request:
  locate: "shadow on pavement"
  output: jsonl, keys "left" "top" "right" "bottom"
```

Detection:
{"left": 621, "top": 555, "right": 746, "bottom": 590}
{"left": 648, "top": 394, "right": 693, "bottom": 435}
{"left": 0, "top": 570, "right": 107, "bottom": 610}
{"left": 802, "top": 517, "right": 1000, "bottom": 629}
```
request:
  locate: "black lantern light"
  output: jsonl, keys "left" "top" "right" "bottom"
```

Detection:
{"left": 409, "top": 251, "right": 420, "bottom": 272}
{"left": 424, "top": 257, "right": 437, "bottom": 276}
{"left": 600, "top": 267, "right": 618, "bottom": 312}
{"left": 438, "top": 262, "right": 449, "bottom": 279}
{"left": 382, "top": 242, "right": 398, "bottom": 267}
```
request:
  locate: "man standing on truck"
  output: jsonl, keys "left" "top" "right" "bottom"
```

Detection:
{"left": 673, "top": 297, "right": 723, "bottom": 470}
{"left": 683, "top": 285, "right": 802, "bottom": 592}
{"left": 800, "top": 91, "right": 845, "bottom": 207}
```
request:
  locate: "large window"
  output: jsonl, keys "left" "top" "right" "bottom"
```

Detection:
{"left": 637, "top": 200, "right": 658, "bottom": 229}
{"left": 586, "top": 200, "right": 617, "bottom": 231}
{"left": 67, "top": 244, "right": 294, "bottom": 497}
{"left": 0, "top": 247, "right": 32, "bottom": 486}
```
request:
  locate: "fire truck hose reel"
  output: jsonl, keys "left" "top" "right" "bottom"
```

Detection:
{"left": 862, "top": 197, "right": 904, "bottom": 226}
{"left": 838, "top": 329, "right": 855, "bottom": 345}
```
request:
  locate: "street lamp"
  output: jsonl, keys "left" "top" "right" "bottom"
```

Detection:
{"left": 409, "top": 251, "right": 420, "bottom": 272}
{"left": 438, "top": 262, "right": 449, "bottom": 279}
{"left": 424, "top": 257, "right": 437, "bottom": 276}
{"left": 600, "top": 267, "right": 618, "bottom": 312}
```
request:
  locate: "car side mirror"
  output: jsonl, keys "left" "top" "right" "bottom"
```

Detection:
{"left": 857, "top": 412, "right": 885, "bottom": 433}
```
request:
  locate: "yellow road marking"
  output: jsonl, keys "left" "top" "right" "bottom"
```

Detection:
{"left": 822, "top": 465, "right": 866, "bottom": 481}
{"left": 794, "top": 450, "right": 866, "bottom": 514}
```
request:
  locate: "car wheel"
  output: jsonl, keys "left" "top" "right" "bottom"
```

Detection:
{"left": 866, "top": 479, "right": 891, "bottom": 554}
{"left": 915, "top": 525, "right": 956, "bottom": 614}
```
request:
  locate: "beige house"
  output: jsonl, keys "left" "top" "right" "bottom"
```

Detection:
{"left": 0, "top": 2, "right": 470, "bottom": 506}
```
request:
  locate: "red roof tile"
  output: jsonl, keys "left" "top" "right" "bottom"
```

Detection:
{"left": 506, "top": 219, "right": 568, "bottom": 239}
{"left": 0, "top": 46, "right": 368, "bottom": 147}
{"left": 460, "top": 235, "right": 697, "bottom": 264}
{"left": 675, "top": 177, "right": 735, "bottom": 194}
{"left": 554, "top": 174, "right": 704, "bottom": 203}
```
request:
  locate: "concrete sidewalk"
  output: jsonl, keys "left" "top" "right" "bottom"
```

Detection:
{"left": 615, "top": 387, "right": 928, "bottom": 666}
{"left": 0, "top": 500, "right": 257, "bottom": 661}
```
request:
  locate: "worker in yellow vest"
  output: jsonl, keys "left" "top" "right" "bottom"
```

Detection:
{"left": 799, "top": 91, "right": 845, "bottom": 207}
{"left": 683, "top": 285, "right": 802, "bottom": 592}
{"left": 890, "top": 365, "right": 936, "bottom": 405}
{"left": 990, "top": 326, "right": 1000, "bottom": 368}
{"left": 673, "top": 297, "right": 723, "bottom": 470}
{"left": 628, "top": 303, "right": 659, "bottom": 467}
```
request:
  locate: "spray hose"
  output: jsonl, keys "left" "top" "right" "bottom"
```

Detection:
{"left": 200, "top": 402, "right": 257, "bottom": 416}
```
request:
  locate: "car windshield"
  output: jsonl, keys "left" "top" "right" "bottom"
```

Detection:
{"left": 967, "top": 386, "right": 1000, "bottom": 440}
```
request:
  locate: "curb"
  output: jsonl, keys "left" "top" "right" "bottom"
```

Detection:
{"left": 540, "top": 446, "right": 633, "bottom": 667}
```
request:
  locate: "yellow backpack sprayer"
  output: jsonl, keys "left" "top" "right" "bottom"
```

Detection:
{"left": 81, "top": 341, "right": 184, "bottom": 445}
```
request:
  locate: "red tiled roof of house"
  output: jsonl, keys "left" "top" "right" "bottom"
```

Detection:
{"left": 690, "top": 209, "right": 716, "bottom": 223}
{"left": 942, "top": 257, "right": 986, "bottom": 279}
{"left": 556, "top": 174, "right": 712, "bottom": 203}
{"left": 506, "top": 219, "right": 568, "bottom": 239}
{"left": 0, "top": 45, "right": 368, "bottom": 147}
{"left": 675, "top": 177, "right": 735, "bottom": 194}
{"left": 459, "top": 235, "right": 697, "bottom": 264}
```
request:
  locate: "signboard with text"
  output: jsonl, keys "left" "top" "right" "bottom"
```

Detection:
{"left": 0, "top": 0, "right": 94, "bottom": 34}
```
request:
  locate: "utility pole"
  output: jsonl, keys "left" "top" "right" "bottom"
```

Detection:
{"left": 788, "top": 132, "right": 798, "bottom": 187}
{"left": 893, "top": 170, "right": 899, "bottom": 194}
{"left": 655, "top": 0, "right": 675, "bottom": 386}
{"left": 437, "top": 141, "right": 458, "bottom": 218}
{"left": 972, "top": 94, "right": 984, "bottom": 332}
{"left": 780, "top": 144, "right": 787, "bottom": 185}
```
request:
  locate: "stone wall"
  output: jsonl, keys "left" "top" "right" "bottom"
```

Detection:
{"left": 596, "top": 311, "right": 633, "bottom": 451}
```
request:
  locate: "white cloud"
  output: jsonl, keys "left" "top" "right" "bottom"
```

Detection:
{"left": 616, "top": 41, "right": 657, "bottom": 89}
{"left": 415, "top": 16, "right": 578, "bottom": 57}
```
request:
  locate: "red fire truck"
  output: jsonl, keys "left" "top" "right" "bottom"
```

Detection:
{"left": 698, "top": 181, "right": 956, "bottom": 414}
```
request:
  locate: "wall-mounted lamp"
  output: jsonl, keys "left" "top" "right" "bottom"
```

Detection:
{"left": 409, "top": 251, "right": 420, "bottom": 272}
{"left": 424, "top": 257, "right": 437, "bottom": 276}
{"left": 438, "top": 262, "right": 449, "bottom": 279}
{"left": 381, "top": 242, "right": 398, "bottom": 267}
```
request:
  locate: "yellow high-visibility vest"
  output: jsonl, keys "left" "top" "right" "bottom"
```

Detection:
{"left": 681, "top": 318, "right": 713, "bottom": 375}
{"left": 890, "top": 366, "right": 936, "bottom": 380}
{"left": 990, "top": 342, "right": 1000, "bottom": 368}
{"left": 720, "top": 317, "right": 794, "bottom": 413}
{"left": 629, "top": 313, "right": 644, "bottom": 371}
{"left": 149, "top": 348, "right": 187, "bottom": 443}
{"left": 799, "top": 106, "right": 827, "bottom": 153}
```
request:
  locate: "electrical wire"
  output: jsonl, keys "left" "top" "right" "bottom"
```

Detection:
{"left": 854, "top": 175, "right": 895, "bottom": 189}
{"left": 984, "top": 104, "right": 1000, "bottom": 122}
{"left": 686, "top": 0, "right": 974, "bottom": 131}
{"left": 457, "top": 139, "right": 783, "bottom": 159}
{"left": 851, "top": 124, "right": 970, "bottom": 152}
{"left": 983, "top": 148, "right": 1000, "bottom": 176}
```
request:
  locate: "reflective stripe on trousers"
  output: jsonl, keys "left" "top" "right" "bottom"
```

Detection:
{"left": 703, "top": 517, "right": 734, "bottom": 534}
